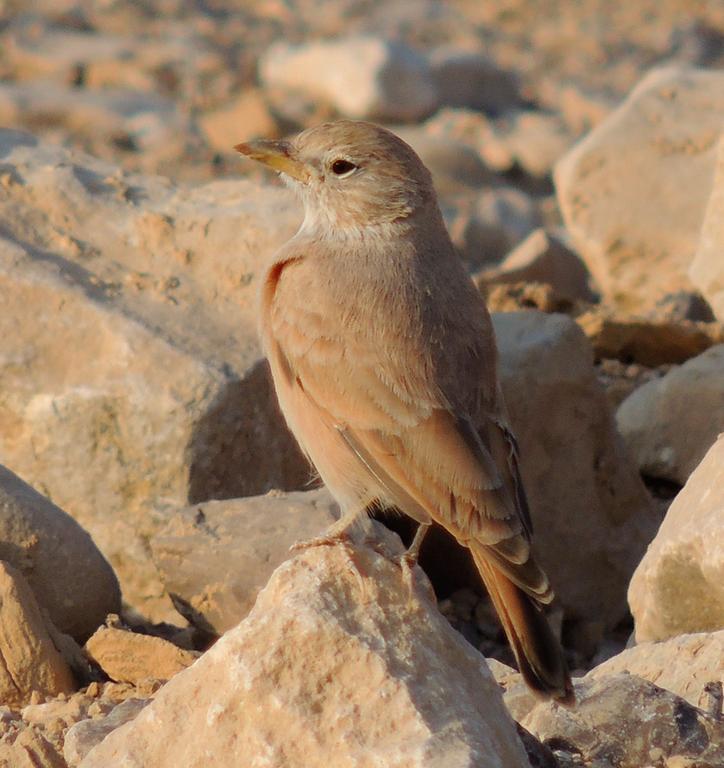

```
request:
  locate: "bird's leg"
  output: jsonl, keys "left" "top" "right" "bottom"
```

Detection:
{"left": 396, "top": 522, "right": 431, "bottom": 594}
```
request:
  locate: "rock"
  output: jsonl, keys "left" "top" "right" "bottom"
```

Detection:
{"left": 589, "top": 631, "right": 724, "bottom": 710}
{"left": 198, "top": 88, "right": 279, "bottom": 153}
{"left": 628, "top": 435, "right": 724, "bottom": 642}
{"left": 259, "top": 37, "right": 438, "bottom": 123}
{"left": 493, "top": 312, "right": 657, "bottom": 630}
{"left": 691, "top": 133, "right": 724, "bottom": 321}
{"left": 555, "top": 67, "right": 724, "bottom": 312}
{"left": 0, "top": 129, "right": 309, "bottom": 619}
{"left": 451, "top": 187, "right": 541, "bottom": 270}
{"left": 476, "top": 228, "right": 597, "bottom": 304}
{"left": 0, "top": 562, "right": 76, "bottom": 710}
{"left": 616, "top": 346, "right": 724, "bottom": 484}
{"left": 0, "top": 727, "right": 66, "bottom": 768}
{"left": 522, "top": 673, "right": 724, "bottom": 768}
{"left": 84, "top": 624, "right": 198, "bottom": 685}
{"left": 150, "top": 488, "right": 339, "bottom": 634}
{"left": 0, "top": 465, "right": 120, "bottom": 641}
{"left": 429, "top": 48, "right": 520, "bottom": 115}
{"left": 576, "top": 309, "right": 724, "bottom": 366}
{"left": 79, "top": 541, "right": 529, "bottom": 768}
{"left": 64, "top": 699, "right": 150, "bottom": 767}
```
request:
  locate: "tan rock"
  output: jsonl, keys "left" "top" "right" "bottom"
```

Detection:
{"left": 84, "top": 625, "right": 198, "bottom": 685}
{"left": 629, "top": 435, "right": 724, "bottom": 642}
{"left": 80, "top": 542, "right": 529, "bottom": 768}
{"left": 589, "top": 631, "right": 724, "bottom": 710}
{"left": 0, "top": 464, "right": 120, "bottom": 641}
{"left": 259, "top": 37, "right": 438, "bottom": 122}
{"left": 493, "top": 312, "right": 657, "bottom": 629}
{"left": 691, "top": 133, "right": 724, "bottom": 321}
{"left": 576, "top": 309, "right": 724, "bottom": 366}
{"left": 0, "top": 562, "right": 75, "bottom": 710}
{"left": 0, "top": 727, "right": 66, "bottom": 768}
{"left": 150, "top": 488, "right": 339, "bottom": 634}
{"left": 477, "top": 228, "right": 597, "bottom": 304}
{"left": 616, "top": 345, "right": 724, "bottom": 484}
{"left": 555, "top": 67, "right": 724, "bottom": 312}
{"left": 199, "top": 88, "right": 278, "bottom": 152}
{"left": 522, "top": 673, "right": 724, "bottom": 768}
{"left": 0, "top": 129, "right": 308, "bottom": 619}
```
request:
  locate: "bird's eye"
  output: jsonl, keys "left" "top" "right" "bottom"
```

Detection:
{"left": 330, "top": 159, "right": 357, "bottom": 177}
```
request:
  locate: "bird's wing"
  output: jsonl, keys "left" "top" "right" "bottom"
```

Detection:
{"left": 267, "top": 258, "right": 550, "bottom": 602}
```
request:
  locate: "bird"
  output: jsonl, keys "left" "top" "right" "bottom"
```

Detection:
{"left": 235, "top": 120, "right": 574, "bottom": 704}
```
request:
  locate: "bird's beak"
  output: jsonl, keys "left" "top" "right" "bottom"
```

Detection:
{"left": 234, "top": 139, "right": 309, "bottom": 183}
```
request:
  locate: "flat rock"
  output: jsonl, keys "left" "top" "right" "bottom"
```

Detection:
{"left": 79, "top": 541, "right": 529, "bottom": 768}
{"left": 0, "top": 561, "right": 75, "bottom": 710}
{"left": 691, "top": 133, "right": 724, "bottom": 321}
{"left": 616, "top": 345, "right": 724, "bottom": 484}
{"left": 476, "top": 228, "right": 597, "bottom": 304}
{"left": 84, "top": 624, "right": 198, "bottom": 685}
{"left": 628, "top": 434, "right": 724, "bottom": 642}
{"left": 576, "top": 309, "right": 724, "bottom": 366}
{"left": 0, "top": 464, "right": 120, "bottom": 640}
{"left": 150, "top": 488, "right": 339, "bottom": 634}
{"left": 493, "top": 312, "right": 657, "bottom": 630}
{"left": 555, "top": 66, "right": 724, "bottom": 312}
{"left": 259, "top": 37, "right": 438, "bottom": 122}
{"left": 0, "top": 129, "right": 309, "bottom": 619}
{"left": 522, "top": 673, "right": 724, "bottom": 768}
{"left": 589, "top": 631, "right": 724, "bottom": 710}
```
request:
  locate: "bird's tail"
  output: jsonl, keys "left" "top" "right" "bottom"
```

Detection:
{"left": 471, "top": 547, "right": 575, "bottom": 705}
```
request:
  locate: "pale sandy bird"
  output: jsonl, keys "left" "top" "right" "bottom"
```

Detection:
{"left": 236, "top": 120, "right": 573, "bottom": 703}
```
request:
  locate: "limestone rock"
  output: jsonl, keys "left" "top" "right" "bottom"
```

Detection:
{"left": 522, "top": 673, "right": 724, "bottom": 768}
{"left": 0, "top": 129, "right": 309, "bottom": 619}
{"left": 576, "top": 309, "right": 724, "bottom": 366}
{"left": 555, "top": 67, "right": 724, "bottom": 312}
{"left": 0, "top": 465, "right": 120, "bottom": 640}
{"left": 493, "top": 312, "right": 656, "bottom": 629}
{"left": 64, "top": 699, "right": 150, "bottom": 767}
{"left": 80, "top": 542, "right": 529, "bottom": 768}
{"left": 0, "top": 727, "right": 66, "bottom": 768}
{"left": 430, "top": 48, "right": 520, "bottom": 115}
{"left": 691, "top": 133, "right": 724, "bottom": 321}
{"left": 150, "top": 488, "right": 338, "bottom": 634}
{"left": 476, "top": 228, "right": 597, "bottom": 304}
{"left": 84, "top": 625, "right": 198, "bottom": 685}
{"left": 616, "top": 346, "right": 724, "bottom": 484}
{"left": 259, "top": 37, "right": 438, "bottom": 122}
{"left": 628, "top": 435, "right": 724, "bottom": 642}
{"left": 0, "top": 561, "right": 76, "bottom": 710}
{"left": 589, "top": 631, "right": 724, "bottom": 710}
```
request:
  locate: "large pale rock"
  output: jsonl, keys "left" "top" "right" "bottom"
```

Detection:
{"left": 493, "top": 312, "right": 656, "bottom": 629}
{"left": 150, "top": 488, "right": 338, "bottom": 634}
{"left": 589, "top": 631, "right": 724, "bottom": 709}
{"left": 0, "top": 464, "right": 119, "bottom": 640}
{"left": 616, "top": 345, "right": 724, "bottom": 484}
{"left": 691, "top": 133, "right": 724, "bottom": 321}
{"left": 522, "top": 673, "right": 724, "bottom": 768}
{"left": 84, "top": 624, "right": 198, "bottom": 685}
{"left": 629, "top": 434, "right": 724, "bottom": 642}
{"left": 259, "top": 37, "right": 438, "bottom": 122}
{"left": 0, "top": 562, "right": 76, "bottom": 710}
{"left": 555, "top": 67, "right": 724, "bottom": 312}
{"left": 80, "top": 543, "right": 528, "bottom": 768}
{"left": 0, "top": 129, "right": 308, "bottom": 618}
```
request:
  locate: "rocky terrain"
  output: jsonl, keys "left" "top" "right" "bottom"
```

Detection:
{"left": 0, "top": 1, "right": 723, "bottom": 766}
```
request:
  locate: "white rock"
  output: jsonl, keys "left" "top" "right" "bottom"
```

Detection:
{"left": 555, "top": 66, "right": 724, "bottom": 312}
{"left": 80, "top": 542, "right": 528, "bottom": 768}
{"left": 628, "top": 434, "right": 724, "bottom": 642}
{"left": 259, "top": 37, "right": 438, "bottom": 122}
{"left": 690, "top": 133, "right": 724, "bottom": 321}
{"left": 616, "top": 345, "right": 724, "bottom": 484}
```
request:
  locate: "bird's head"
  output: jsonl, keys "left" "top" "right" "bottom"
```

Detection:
{"left": 235, "top": 120, "right": 437, "bottom": 234}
